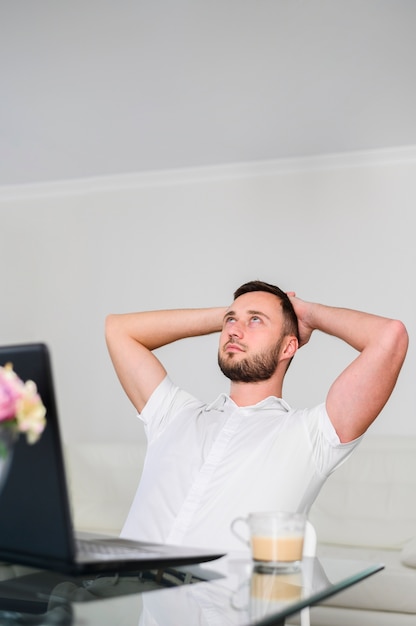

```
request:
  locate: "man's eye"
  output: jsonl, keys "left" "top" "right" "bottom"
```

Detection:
{"left": 251, "top": 316, "right": 261, "bottom": 323}
{"left": 226, "top": 317, "right": 236, "bottom": 323}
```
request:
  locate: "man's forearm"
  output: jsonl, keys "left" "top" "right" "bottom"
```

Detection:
{"left": 291, "top": 295, "right": 408, "bottom": 441}
{"left": 306, "top": 303, "right": 406, "bottom": 354}
{"left": 106, "top": 307, "right": 226, "bottom": 351}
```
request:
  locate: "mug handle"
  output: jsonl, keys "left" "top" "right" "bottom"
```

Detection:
{"left": 231, "top": 516, "right": 250, "bottom": 547}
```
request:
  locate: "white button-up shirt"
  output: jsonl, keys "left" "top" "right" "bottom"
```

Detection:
{"left": 121, "top": 376, "right": 361, "bottom": 551}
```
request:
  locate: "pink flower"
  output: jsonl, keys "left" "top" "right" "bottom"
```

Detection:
{"left": 0, "top": 364, "right": 22, "bottom": 422}
{"left": 15, "top": 380, "right": 47, "bottom": 444}
{"left": 0, "top": 364, "right": 46, "bottom": 445}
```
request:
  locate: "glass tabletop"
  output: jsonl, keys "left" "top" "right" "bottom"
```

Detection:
{"left": 0, "top": 555, "right": 384, "bottom": 625}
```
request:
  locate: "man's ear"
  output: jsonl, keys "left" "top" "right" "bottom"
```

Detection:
{"left": 281, "top": 335, "right": 298, "bottom": 361}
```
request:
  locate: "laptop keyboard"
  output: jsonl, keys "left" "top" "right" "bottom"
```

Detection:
{"left": 76, "top": 538, "right": 159, "bottom": 558}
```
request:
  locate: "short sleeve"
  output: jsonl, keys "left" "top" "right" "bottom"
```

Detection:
{"left": 138, "top": 376, "right": 204, "bottom": 442}
{"left": 302, "top": 403, "right": 364, "bottom": 476}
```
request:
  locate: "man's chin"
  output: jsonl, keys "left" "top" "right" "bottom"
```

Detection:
{"left": 218, "top": 360, "right": 253, "bottom": 383}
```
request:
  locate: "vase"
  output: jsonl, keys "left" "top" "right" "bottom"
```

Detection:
{"left": 0, "top": 425, "right": 17, "bottom": 493}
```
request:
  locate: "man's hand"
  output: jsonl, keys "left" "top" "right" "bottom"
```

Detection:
{"left": 287, "top": 292, "right": 314, "bottom": 348}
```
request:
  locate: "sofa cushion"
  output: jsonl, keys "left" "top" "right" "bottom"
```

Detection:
{"left": 400, "top": 537, "right": 416, "bottom": 568}
{"left": 309, "top": 436, "right": 416, "bottom": 550}
{"left": 64, "top": 442, "right": 146, "bottom": 535}
{"left": 317, "top": 544, "right": 416, "bottom": 614}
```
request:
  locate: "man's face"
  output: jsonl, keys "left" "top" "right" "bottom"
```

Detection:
{"left": 218, "top": 291, "right": 286, "bottom": 383}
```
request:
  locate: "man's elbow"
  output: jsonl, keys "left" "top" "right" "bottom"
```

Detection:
{"left": 105, "top": 313, "right": 120, "bottom": 346}
{"left": 388, "top": 318, "right": 409, "bottom": 364}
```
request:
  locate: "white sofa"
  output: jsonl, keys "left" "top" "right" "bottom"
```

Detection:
{"left": 2, "top": 435, "right": 416, "bottom": 625}
{"left": 302, "top": 435, "right": 416, "bottom": 625}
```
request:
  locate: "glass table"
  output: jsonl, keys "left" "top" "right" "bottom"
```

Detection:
{"left": 0, "top": 554, "right": 384, "bottom": 625}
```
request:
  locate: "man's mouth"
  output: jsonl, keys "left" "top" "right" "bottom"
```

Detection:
{"left": 224, "top": 340, "right": 245, "bottom": 353}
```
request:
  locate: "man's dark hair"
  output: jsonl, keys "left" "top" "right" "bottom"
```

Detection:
{"left": 233, "top": 280, "right": 299, "bottom": 341}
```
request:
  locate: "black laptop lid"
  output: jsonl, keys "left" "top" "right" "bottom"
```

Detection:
{"left": 0, "top": 343, "right": 76, "bottom": 567}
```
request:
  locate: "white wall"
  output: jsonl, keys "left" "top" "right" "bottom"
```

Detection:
{"left": 1, "top": 147, "right": 415, "bottom": 443}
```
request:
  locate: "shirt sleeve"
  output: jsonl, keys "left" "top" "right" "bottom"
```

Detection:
{"left": 303, "top": 402, "right": 364, "bottom": 476}
{"left": 137, "top": 376, "right": 201, "bottom": 442}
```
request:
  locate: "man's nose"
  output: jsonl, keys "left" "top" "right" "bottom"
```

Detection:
{"left": 229, "top": 322, "right": 243, "bottom": 338}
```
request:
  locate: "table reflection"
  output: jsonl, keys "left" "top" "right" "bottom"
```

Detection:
{"left": 72, "top": 556, "right": 324, "bottom": 625}
{"left": 238, "top": 568, "right": 305, "bottom": 621}
{"left": 0, "top": 555, "right": 381, "bottom": 626}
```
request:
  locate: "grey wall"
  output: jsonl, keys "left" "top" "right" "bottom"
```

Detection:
{"left": 1, "top": 148, "right": 414, "bottom": 443}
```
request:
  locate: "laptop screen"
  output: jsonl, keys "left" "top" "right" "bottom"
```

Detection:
{"left": 0, "top": 343, "right": 76, "bottom": 567}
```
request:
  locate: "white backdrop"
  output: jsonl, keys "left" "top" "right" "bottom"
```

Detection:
{"left": 1, "top": 147, "right": 414, "bottom": 443}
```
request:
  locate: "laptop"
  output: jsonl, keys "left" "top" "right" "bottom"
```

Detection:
{"left": 0, "top": 343, "right": 224, "bottom": 575}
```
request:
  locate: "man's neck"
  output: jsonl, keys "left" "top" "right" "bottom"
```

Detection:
{"left": 229, "top": 378, "right": 283, "bottom": 407}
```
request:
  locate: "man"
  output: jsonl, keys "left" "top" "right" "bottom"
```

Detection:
{"left": 105, "top": 281, "right": 408, "bottom": 551}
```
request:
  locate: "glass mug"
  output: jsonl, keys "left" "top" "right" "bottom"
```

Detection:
{"left": 231, "top": 511, "right": 306, "bottom": 571}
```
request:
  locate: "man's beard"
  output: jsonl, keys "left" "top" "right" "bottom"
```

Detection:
{"left": 218, "top": 339, "right": 283, "bottom": 383}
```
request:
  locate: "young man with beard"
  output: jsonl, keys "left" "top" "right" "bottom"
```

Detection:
{"left": 105, "top": 281, "right": 408, "bottom": 551}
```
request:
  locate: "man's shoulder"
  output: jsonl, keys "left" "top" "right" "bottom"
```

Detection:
{"left": 143, "top": 376, "right": 206, "bottom": 417}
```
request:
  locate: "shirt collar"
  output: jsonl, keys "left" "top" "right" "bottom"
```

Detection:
{"left": 205, "top": 393, "right": 291, "bottom": 412}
